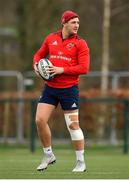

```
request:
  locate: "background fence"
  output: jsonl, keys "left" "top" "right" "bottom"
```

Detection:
{"left": 0, "top": 71, "right": 129, "bottom": 152}
{"left": 0, "top": 96, "right": 129, "bottom": 153}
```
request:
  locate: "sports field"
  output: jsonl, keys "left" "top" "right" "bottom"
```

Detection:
{"left": 0, "top": 144, "right": 129, "bottom": 179}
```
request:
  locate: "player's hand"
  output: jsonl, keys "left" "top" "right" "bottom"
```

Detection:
{"left": 34, "top": 63, "right": 40, "bottom": 76}
{"left": 47, "top": 66, "right": 64, "bottom": 76}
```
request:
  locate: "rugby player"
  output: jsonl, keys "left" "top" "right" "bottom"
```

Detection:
{"left": 33, "top": 10, "right": 90, "bottom": 172}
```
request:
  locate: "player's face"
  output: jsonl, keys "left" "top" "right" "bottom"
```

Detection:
{"left": 64, "top": 17, "right": 80, "bottom": 35}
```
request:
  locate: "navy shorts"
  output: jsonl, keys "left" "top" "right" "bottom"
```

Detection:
{"left": 38, "top": 84, "right": 79, "bottom": 110}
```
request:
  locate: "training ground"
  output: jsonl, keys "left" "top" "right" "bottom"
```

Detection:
{"left": 0, "top": 144, "right": 129, "bottom": 179}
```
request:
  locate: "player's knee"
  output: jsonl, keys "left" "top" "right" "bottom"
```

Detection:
{"left": 35, "top": 116, "right": 46, "bottom": 127}
{"left": 70, "top": 128, "right": 84, "bottom": 140}
{"left": 69, "top": 122, "right": 79, "bottom": 130}
{"left": 64, "top": 112, "right": 79, "bottom": 130}
{"left": 64, "top": 112, "right": 84, "bottom": 140}
{"left": 35, "top": 116, "right": 41, "bottom": 126}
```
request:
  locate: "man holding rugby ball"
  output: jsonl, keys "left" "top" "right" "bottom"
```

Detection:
{"left": 33, "top": 10, "right": 90, "bottom": 172}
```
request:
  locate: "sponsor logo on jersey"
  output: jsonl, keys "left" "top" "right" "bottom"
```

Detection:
{"left": 50, "top": 55, "right": 71, "bottom": 61}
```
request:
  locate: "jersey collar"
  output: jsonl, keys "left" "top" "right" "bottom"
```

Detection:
{"left": 57, "top": 29, "right": 78, "bottom": 40}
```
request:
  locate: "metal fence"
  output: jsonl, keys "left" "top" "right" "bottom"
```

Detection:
{"left": 0, "top": 71, "right": 129, "bottom": 151}
{"left": 0, "top": 97, "right": 128, "bottom": 153}
{"left": 0, "top": 70, "right": 129, "bottom": 91}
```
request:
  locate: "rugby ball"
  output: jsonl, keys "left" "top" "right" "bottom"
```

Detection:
{"left": 38, "top": 58, "right": 53, "bottom": 80}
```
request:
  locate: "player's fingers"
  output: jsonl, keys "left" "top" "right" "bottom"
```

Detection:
{"left": 46, "top": 68, "right": 54, "bottom": 73}
{"left": 51, "top": 72, "right": 56, "bottom": 76}
{"left": 34, "top": 63, "right": 38, "bottom": 70}
{"left": 34, "top": 70, "right": 40, "bottom": 76}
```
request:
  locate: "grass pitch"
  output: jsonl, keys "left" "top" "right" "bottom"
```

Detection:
{"left": 0, "top": 144, "right": 129, "bottom": 179}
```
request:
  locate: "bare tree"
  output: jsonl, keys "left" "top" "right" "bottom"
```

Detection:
{"left": 96, "top": 0, "right": 111, "bottom": 142}
{"left": 101, "top": 0, "right": 111, "bottom": 95}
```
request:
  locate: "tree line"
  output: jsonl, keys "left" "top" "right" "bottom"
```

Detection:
{"left": 0, "top": 0, "right": 129, "bottom": 72}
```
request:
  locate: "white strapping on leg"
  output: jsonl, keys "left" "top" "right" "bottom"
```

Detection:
{"left": 64, "top": 112, "right": 84, "bottom": 141}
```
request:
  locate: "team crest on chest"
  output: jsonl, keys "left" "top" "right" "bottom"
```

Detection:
{"left": 66, "top": 42, "right": 75, "bottom": 49}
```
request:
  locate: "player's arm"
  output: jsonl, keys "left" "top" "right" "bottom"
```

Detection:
{"left": 63, "top": 40, "right": 90, "bottom": 75}
{"left": 33, "top": 37, "right": 49, "bottom": 75}
{"left": 48, "top": 41, "right": 90, "bottom": 76}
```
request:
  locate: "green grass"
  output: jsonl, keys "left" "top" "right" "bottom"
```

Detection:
{"left": 0, "top": 144, "right": 129, "bottom": 179}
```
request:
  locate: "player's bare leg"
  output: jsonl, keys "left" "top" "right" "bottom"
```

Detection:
{"left": 64, "top": 109, "right": 86, "bottom": 172}
{"left": 35, "top": 103, "right": 56, "bottom": 171}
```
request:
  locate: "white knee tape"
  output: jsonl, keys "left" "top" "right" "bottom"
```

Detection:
{"left": 64, "top": 112, "right": 84, "bottom": 141}
{"left": 70, "top": 129, "right": 84, "bottom": 141}
{"left": 64, "top": 112, "right": 78, "bottom": 128}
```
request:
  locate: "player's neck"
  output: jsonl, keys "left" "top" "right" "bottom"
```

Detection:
{"left": 62, "top": 29, "right": 69, "bottom": 40}
{"left": 62, "top": 29, "right": 74, "bottom": 40}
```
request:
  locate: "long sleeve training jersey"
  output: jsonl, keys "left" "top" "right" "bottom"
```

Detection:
{"left": 33, "top": 30, "right": 90, "bottom": 88}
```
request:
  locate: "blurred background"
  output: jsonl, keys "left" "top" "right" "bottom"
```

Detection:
{"left": 0, "top": 0, "right": 129, "bottom": 150}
